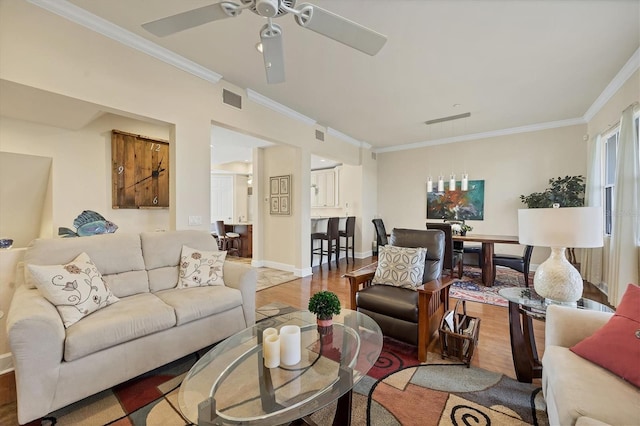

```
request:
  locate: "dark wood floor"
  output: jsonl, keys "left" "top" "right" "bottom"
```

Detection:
{"left": 1, "top": 255, "right": 609, "bottom": 424}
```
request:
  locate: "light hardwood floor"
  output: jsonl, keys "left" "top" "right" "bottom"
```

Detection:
{"left": 258, "top": 256, "right": 546, "bottom": 380}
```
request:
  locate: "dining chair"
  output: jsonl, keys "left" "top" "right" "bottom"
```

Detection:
{"left": 213, "top": 221, "right": 240, "bottom": 256}
{"left": 372, "top": 218, "right": 388, "bottom": 253}
{"left": 311, "top": 217, "right": 340, "bottom": 269}
{"left": 493, "top": 245, "right": 534, "bottom": 286}
{"left": 425, "top": 222, "right": 463, "bottom": 279}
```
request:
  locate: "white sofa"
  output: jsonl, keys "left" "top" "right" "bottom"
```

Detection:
{"left": 6, "top": 230, "right": 256, "bottom": 425}
{"left": 542, "top": 305, "right": 640, "bottom": 425}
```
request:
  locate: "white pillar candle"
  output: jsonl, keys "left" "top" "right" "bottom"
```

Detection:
{"left": 263, "top": 327, "right": 278, "bottom": 341}
{"left": 263, "top": 334, "right": 280, "bottom": 368}
{"left": 279, "top": 325, "right": 301, "bottom": 366}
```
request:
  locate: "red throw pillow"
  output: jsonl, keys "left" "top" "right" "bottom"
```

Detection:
{"left": 570, "top": 283, "right": 640, "bottom": 387}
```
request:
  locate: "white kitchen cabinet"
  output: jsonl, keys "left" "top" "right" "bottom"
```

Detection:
{"left": 311, "top": 168, "right": 338, "bottom": 207}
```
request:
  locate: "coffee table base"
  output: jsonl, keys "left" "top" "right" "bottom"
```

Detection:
{"left": 198, "top": 366, "right": 355, "bottom": 425}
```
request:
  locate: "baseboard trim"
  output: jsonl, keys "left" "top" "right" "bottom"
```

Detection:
{"left": 0, "top": 352, "right": 13, "bottom": 375}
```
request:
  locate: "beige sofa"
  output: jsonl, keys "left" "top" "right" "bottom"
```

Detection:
{"left": 6, "top": 230, "right": 256, "bottom": 425}
{"left": 542, "top": 305, "right": 640, "bottom": 425}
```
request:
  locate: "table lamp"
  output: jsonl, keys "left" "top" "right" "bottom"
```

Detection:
{"left": 518, "top": 206, "right": 603, "bottom": 304}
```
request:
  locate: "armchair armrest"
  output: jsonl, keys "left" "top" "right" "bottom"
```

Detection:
{"left": 344, "top": 262, "right": 378, "bottom": 309}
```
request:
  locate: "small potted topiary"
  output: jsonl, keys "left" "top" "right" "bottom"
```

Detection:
{"left": 308, "top": 291, "right": 341, "bottom": 327}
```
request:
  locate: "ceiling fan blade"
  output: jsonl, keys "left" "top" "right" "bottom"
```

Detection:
{"left": 260, "top": 23, "right": 285, "bottom": 84}
{"left": 142, "top": 2, "right": 242, "bottom": 37}
{"left": 294, "top": 3, "right": 387, "bottom": 56}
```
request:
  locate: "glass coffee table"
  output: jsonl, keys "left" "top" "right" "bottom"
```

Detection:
{"left": 179, "top": 309, "right": 383, "bottom": 425}
{"left": 498, "top": 287, "right": 613, "bottom": 383}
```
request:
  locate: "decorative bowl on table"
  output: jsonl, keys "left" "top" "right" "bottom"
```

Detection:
{"left": 0, "top": 238, "right": 13, "bottom": 249}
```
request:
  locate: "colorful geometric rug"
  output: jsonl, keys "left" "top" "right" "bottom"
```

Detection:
{"left": 450, "top": 266, "right": 532, "bottom": 307}
{"left": 33, "top": 336, "right": 547, "bottom": 426}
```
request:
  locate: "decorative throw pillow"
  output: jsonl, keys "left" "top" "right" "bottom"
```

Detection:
{"left": 570, "top": 283, "right": 640, "bottom": 387}
{"left": 373, "top": 245, "right": 427, "bottom": 289}
{"left": 27, "top": 252, "right": 119, "bottom": 328}
{"left": 178, "top": 245, "right": 226, "bottom": 288}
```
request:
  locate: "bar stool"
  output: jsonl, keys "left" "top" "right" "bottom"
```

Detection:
{"left": 339, "top": 216, "right": 356, "bottom": 264}
{"left": 213, "top": 221, "right": 240, "bottom": 256}
{"left": 311, "top": 217, "right": 340, "bottom": 270}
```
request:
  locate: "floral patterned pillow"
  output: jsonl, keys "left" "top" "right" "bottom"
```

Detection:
{"left": 178, "top": 245, "right": 226, "bottom": 288}
{"left": 373, "top": 245, "right": 427, "bottom": 289}
{"left": 27, "top": 252, "right": 120, "bottom": 328}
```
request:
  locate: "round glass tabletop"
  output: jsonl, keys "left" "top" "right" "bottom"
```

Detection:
{"left": 178, "top": 309, "right": 382, "bottom": 425}
{"left": 498, "top": 287, "right": 614, "bottom": 318}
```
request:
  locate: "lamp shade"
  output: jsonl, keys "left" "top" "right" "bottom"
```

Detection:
{"left": 518, "top": 207, "right": 603, "bottom": 248}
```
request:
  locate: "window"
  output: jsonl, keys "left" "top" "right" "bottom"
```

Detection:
{"left": 604, "top": 131, "right": 618, "bottom": 235}
{"left": 603, "top": 114, "right": 640, "bottom": 236}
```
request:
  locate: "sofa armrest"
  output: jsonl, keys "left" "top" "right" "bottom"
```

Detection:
{"left": 545, "top": 304, "right": 613, "bottom": 348}
{"left": 223, "top": 262, "right": 257, "bottom": 326}
{"left": 7, "top": 285, "right": 65, "bottom": 423}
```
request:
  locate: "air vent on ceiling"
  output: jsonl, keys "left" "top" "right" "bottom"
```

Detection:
{"left": 223, "top": 89, "right": 242, "bottom": 109}
{"left": 315, "top": 130, "right": 325, "bottom": 141}
{"left": 424, "top": 112, "right": 471, "bottom": 125}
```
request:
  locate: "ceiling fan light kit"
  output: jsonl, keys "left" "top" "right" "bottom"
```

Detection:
{"left": 142, "top": 0, "right": 388, "bottom": 84}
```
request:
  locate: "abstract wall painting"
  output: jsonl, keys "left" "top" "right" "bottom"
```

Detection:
{"left": 426, "top": 180, "right": 485, "bottom": 220}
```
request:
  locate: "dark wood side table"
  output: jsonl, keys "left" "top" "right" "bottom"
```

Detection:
{"left": 497, "top": 287, "right": 613, "bottom": 383}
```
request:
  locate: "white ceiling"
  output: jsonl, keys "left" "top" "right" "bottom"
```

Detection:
{"left": 30, "top": 1, "right": 640, "bottom": 150}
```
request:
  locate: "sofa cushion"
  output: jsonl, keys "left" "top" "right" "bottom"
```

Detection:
{"left": 543, "top": 345, "right": 640, "bottom": 425}
{"left": 571, "top": 283, "right": 640, "bottom": 387}
{"left": 23, "top": 233, "right": 146, "bottom": 290}
{"left": 102, "top": 270, "right": 150, "bottom": 298}
{"left": 373, "top": 245, "right": 426, "bottom": 289}
{"left": 156, "top": 286, "right": 243, "bottom": 326}
{"left": 178, "top": 245, "right": 226, "bottom": 288}
{"left": 64, "top": 293, "right": 176, "bottom": 361}
{"left": 28, "top": 252, "right": 120, "bottom": 328}
{"left": 141, "top": 230, "right": 218, "bottom": 291}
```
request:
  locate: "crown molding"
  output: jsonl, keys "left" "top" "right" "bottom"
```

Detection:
{"left": 246, "top": 89, "right": 316, "bottom": 126}
{"left": 583, "top": 47, "right": 640, "bottom": 122}
{"left": 27, "top": 0, "right": 223, "bottom": 84}
{"left": 327, "top": 127, "right": 371, "bottom": 149}
{"left": 375, "top": 117, "right": 586, "bottom": 153}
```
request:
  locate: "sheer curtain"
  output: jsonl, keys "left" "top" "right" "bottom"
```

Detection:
{"left": 580, "top": 134, "right": 604, "bottom": 286}
{"left": 606, "top": 104, "right": 640, "bottom": 305}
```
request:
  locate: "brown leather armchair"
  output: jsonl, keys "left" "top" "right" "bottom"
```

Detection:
{"left": 345, "top": 228, "right": 452, "bottom": 362}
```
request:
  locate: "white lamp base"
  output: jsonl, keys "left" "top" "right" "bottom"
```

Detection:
{"left": 533, "top": 247, "right": 583, "bottom": 303}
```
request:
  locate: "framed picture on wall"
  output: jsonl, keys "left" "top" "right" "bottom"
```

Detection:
{"left": 270, "top": 196, "right": 280, "bottom": 214}
{"left": 427, "top": 179, "right": 485, "bottom": 220}
{"left": 270, "top": 175, "right": 291, "bottom": 215}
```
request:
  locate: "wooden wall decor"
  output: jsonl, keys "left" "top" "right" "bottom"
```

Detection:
{"left": 111, "top": 130, "right": 170, "bottom": 209}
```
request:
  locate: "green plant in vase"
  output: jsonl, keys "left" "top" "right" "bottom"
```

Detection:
{"left": 308, "top": 291, "right": 341, "bottom": 326}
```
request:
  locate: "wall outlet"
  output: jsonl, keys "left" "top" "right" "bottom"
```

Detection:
{"left": 188, "top": 215, "right": 202, "bottom": 226}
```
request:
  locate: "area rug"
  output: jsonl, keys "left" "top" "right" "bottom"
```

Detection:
{"left": 225, "top": 256, "right": 298, "bottom": 291}
{"left": 450, "top": 267, "right": 532, "bottom": 307}
{"left": 34, "top": 335, "right": 547, "bottom": 426}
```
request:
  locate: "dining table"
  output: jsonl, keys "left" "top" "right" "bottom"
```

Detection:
{"left": 452, "top": 234, "right": 520, "bottom": 286}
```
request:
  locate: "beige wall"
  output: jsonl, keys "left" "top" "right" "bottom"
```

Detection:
{"left": 587, "top": 70, "right": 639, "bottom": 138}
{"left": 0, "top": 113, "right": 172, "bottom": 239}
{"left": 377, "top": 124, "right": 588, "bottom": 265}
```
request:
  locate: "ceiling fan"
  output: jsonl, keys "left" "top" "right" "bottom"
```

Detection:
{"left": 142, "top": 0, "right": 388, "bottom": 84}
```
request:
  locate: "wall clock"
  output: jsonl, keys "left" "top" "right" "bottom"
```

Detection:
{"left": 111, "top": 130, "right": 170, "bottom": 209}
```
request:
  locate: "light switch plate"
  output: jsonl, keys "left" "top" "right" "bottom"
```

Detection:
{"left": 188, "top": 215, "right": 202, "bottom": 226}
